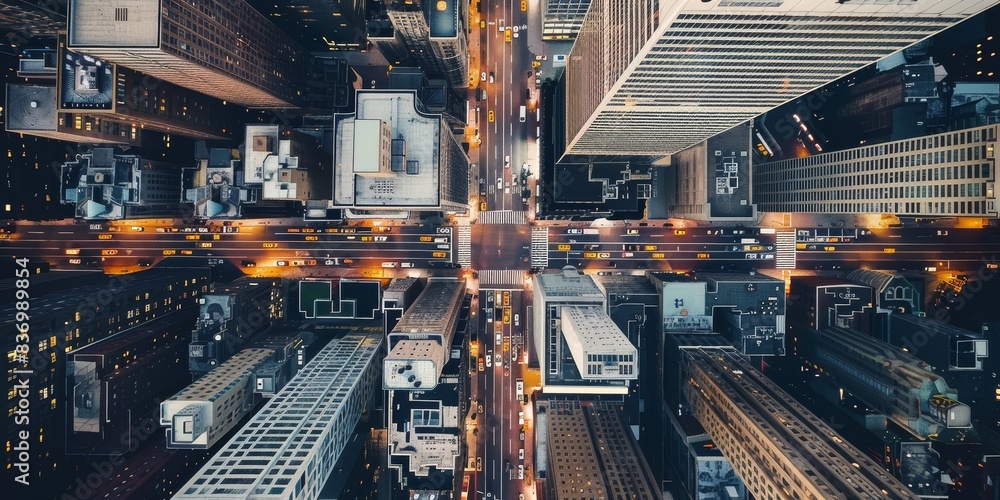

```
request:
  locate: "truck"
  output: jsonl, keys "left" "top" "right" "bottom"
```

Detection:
{"left": 519, "top": 105, "right": 526, "bottom": 122}
{"left": 516, "top": 378, "right": 524, "bottom": 399}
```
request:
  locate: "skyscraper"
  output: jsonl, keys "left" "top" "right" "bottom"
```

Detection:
{"left": 563, "top": 0, "right": 999, "bottom": 157}
{"left": 67, "top": 0, "right": 308, "bottom": 108}
{"left": 375, "top": 0, "right": 468, "bottom": 88}
{"left": 1, "top": 268, "right": 209, "bottom": 491}
{"left": 175, "top": 333, "right": 383, "bottom": 499}
{"left": 753, "top": 124, "right": 998, "bottom": 217}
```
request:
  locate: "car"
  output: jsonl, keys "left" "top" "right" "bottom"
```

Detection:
{"left": 497, "top": 177, "right": 503, "bottom": 190}
{"left": 481, "top": 71, "right": 487, "bottom": 82}
{"left": 488, "top": 110, "right": 495, "bottom": 122}
{"left": 98, "top": 233, "right": 113, "bottom": 240}
{"left": 198, "top": 242, "right": 213, "bottom": 248}
{"left": 567, "top": 228, "right": 583, "bottom": 234}
{"left": 745, "top": 253, "right": 759, "bottom": 259}
{"left": 512, "top": 25, "right": 519, "bottom": 33}
{"left": 626, "top": 228, "right": 639, "bottom": 235}
{"left": 479, "top": 181, "right": 487, "bottom": 196}
{"left": 489, "top": 71, "right": 494, "bottom": 83}
{"left": 496, "top": 353, "right": 502, "bottom": 365}
{"left": 324, "top": 259, "right": 339, "bottom": 266}
{"left": 504, "top": 155, "right": 510, "bottom": 166}
{"left": 180, "top": 250, "right": 193, "bottom": 255}
{"left": 674, "top": 229, "right": 686, "bottom": 235}
{"left": 305, "top": 235, "right": 318, "bottom": 241}
{"left": 479, "top": 403, "right": 484, "bottom": 414}
{"left": 622, "top": 252, "right": 634, "bottom": 258}
{"left": 197, "top": 227, "right": 209, "bottom": 233}
{"left": 519, "top": 448, "right": 524, "bottom": 460}
{"left": 480, "top": 200, "right": 487, "bottom": 211}
{"left": 107, "top": 226, "right": 121, "bottom": 232}
{"left": 130, "top": 226, "right": 144, "bottom": 232}
{"left": 401, "top": 262, "right": 415, "bottom": 268}
{"left": 505, "top": 27, "right": 512, "bottom": 42}
{"left": 519, "top": 430, "right": 525, "bottom": 441}
{"left": 241, "top": 260, "right": 256, "bottom": 267}
{"left": 518, "top": 464, "right": 524, "bottom": 480}
{"left": 496, "top": 332, "right": 502, "bottom": 346}
{"left": 480, "top": 20, "right": 485, "bottom": 28}
{"left": 824, "top": 246, "right": 836, "bottom": 252}
{"left": 156, "top": 227, "right": 166, "bottom": 233}
{"left": 381, "top": 262, "right": 398, "bottom": 268}
{"left": 598, "top": 252, "right": 611, "bottom": 258}
{"left": 504, "top": 364, "right": 510, "bottom": 376}
{"left": 477, "top": 457, "right": 483, "bottom": 471}
{"left": 518, "top": 411, "right": 525, "bottom": 425}
{"left": 479, "top": 358, "right": 485, "bottom": 371}
{"left": 763, "top": 254, "right": 775, "bottom": 260}
{"left": 102, "top": 249, "right": 118, "bottom": 256}
{"left": 623, "top": 244, "right": 638, "bottom": 251}
{"left": 262, "top": 242, "right": 278, "bottom": 248}
{"left": 277, "top": 260, "right": 288, "bottom": 266}
{"left": 498, "top": 19, "right": 505, "bottom": 31}
{"left": 162, "top": 250, "right": 177, "bottom": 256}
{"left": 697, "top": 253, "right": 710, "bottom": 259}
{"left": 68, "top": 258, "right": 82, "bottom": 265}
{"left": 137, "top": 259, "right": 152, "bottom": 267}
{"left": 486, "top": 352, "right": 492, "bottom": 368}
{"left": 514, "top": 314, "right": 519, "bottom": 326}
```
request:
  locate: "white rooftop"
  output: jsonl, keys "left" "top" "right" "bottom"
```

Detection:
{"left": 68, "top": 0, "right": 160, "bottom": 48}
{"left": 561, "top": 305, "right": 634, "bottom": 356}
{"left": 536, "top": 266, "right": 606, "bottom": 300}
{"left": 334, "top": 92, "right": 441, "bottom": 207}
{"left": 384, "top": 339, "right": 443, "bottom": 390}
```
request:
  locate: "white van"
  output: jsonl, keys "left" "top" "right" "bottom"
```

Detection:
{"left": 381, "top": 262, "right": 398, "bottom": 268}
{"left": 519, "top": 105, "right": 526, "bottom": 122}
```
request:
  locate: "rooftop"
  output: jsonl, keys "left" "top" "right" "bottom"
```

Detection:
{"left": 561, "top": 305, "right": 634, "bottom": 355}
{"left": 333, "top": 91, "right": 442, "bottom": 208}
{"left": 68, "top": 0, "right": 160, "bottom": 48}
{"left": 536, "top": 266, "right": 605, "bottom": 299}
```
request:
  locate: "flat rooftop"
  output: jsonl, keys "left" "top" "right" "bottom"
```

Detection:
{"left": 334, "top": 92, "right": 442, "bottom": 207}
{"left": 68, "top": 0, "right": 160, "bottom": 48}
{"left": 536, "top": 266, "right": 605, "bottom": 299}
{"left": 561, "top": 305, "right": 634, "bottom": 355}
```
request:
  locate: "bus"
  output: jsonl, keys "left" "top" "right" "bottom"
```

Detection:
{"left": 519, "top": 105, "right": 526, "bottom": 122}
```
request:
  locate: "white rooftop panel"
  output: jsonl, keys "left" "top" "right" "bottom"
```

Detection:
{"left": 69, "top": 0, "right": 160, "bottom": 48}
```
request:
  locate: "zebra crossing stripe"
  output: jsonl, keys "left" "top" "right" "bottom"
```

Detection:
{"left": 478, "top": 210, "right": 527, "bottom": 225}
{"left": 775, "top": 230, "right": 796, "bottom": 269}
{"left": 478, "top": 270, "right": 527, "bottom": 287}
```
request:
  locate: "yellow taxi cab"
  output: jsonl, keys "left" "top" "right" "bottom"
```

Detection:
{"left": 584, "top": 252, "right": 597, "bottom": 258}
{"left": 98, "top": 233, "right": 113, "bottom": 240}
{"left": 480, "top": 201, "right": 487, "bottom": 211}
{"left": 480, "top": 20, "right": 486, "bottom": 29}
{"left": 263, "top": 242, "right": 278, "bottom": 248}
{"left": 488, "top": 110, "right": 495, "bottom": 123}
{"left": 505, "top": 28, "right": 512, "bottom": 43}
{"left": 521, "top": 0, "right": 527, "bottom": 11}
{"left": 796, "top": 243, "right": 807, "bottom": 250}
{"left": 651, "top": 253, "right": 665, "bottom": 259}
{"left": 644, "top": 245, "right": 657, "bottom": 251}
{"left": 305, "top": 235, "right": 319, "bottom": 241}
{"left": 102, "top": 249, "right": 118, "bottom": 256}
{"left": 883, "top": 247, "right": 895, "bottom": 253}
{"left": 503, "top": 291, "right": 510, "bottom": 306}
{"left": 185, "top": 234, "right": 199, "bottom": 240}
{"left": 287, "top": 227, "right": 301, "bottom": 233}
{"left": 199, "top": 242, "right": 213, "bottom": 248}
{"left": 824, "top": 246, "right": 836, "bottom": 252}
{"left": 557, "top": 244, "right": 571, "bottom": 251}
{"left": 180, "top": 250, "right": 193, "bottom": 255}
{"left": 697, "top": 253, "right": 710, "bottom": 259}
{"left": 361, "top": 236, "right": 373, "bottom": 242}
{"left": 162, "top": 249, "right": 177, "bottom": 256}
{"left": 674, "top": 229, "right": 686, "bottom": 236}
{"left": 420, "top": 236, "right": 433, "bottom": 242}
{"left": 433, "top": 251, "right": 448, "bottom": 258}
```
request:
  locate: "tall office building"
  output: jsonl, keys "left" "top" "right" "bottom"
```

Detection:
{"left": 162, "top": 348, "right": 274, "bottom": 449}
{"left": 375, "top": 0, "right": 468, "bottom": 88}
{"left": 333, "top": 91, "right": 471, "bottom": 214}
{"left": 681, "top": 346, "right": 919, "bottom": 500}
{"left": 542, "top": 0, "right": 593, "bottom": 41}
{"left": 384, "top": 278, "right": 469, "bottom": 493}
{"left": 188, "top": 277, "right": 282, "bottom": 375}
{"left": 541, "top": 401, "right": 661, "bottom": 500}
{"left": 60, "top": 147, "right": 183, "bottom": 220}
{"left": 753, "top": 124, "right": 998, "bottom": 217}
{"left": 66, "top": 310, "right": 195, "bottom": 454}
{"left": 532, "top": 266, "right": 637, "bottom": 394}
{"left": 563, "top": 0, "right": 998, "bottom": 157}
{"left": 67, "top": 0, "right": 308, "bottom": 108}
{"left": 1, "top": 268, "right": 208, "bottom": 491}
{"left": 175, "top": 333, "right": 383, "bottom": 500}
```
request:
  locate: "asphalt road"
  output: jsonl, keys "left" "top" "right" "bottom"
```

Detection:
{"left": 476, "top": 288, "right": 530, "bottom": 500}
{"left": 476, "top": 0, "right": 534, "bottom": 214}
{"left": 0, "top": 220, "right": 456, "bottom": 274}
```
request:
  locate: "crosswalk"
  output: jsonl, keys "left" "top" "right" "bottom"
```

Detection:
{"left": 478, "top": 210, "right": 527, "bottom": 225}
{"left": 478, "top": 269, "right": 527, "bottom": 287}
{"left": 457, "top": 225, "right": 471, "bottom": 268}
{"left": 531, "top": 228, "right": 549, "bottom": 268}
{"left": 775, "top": 230, "right": 796, "bottom": 269}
